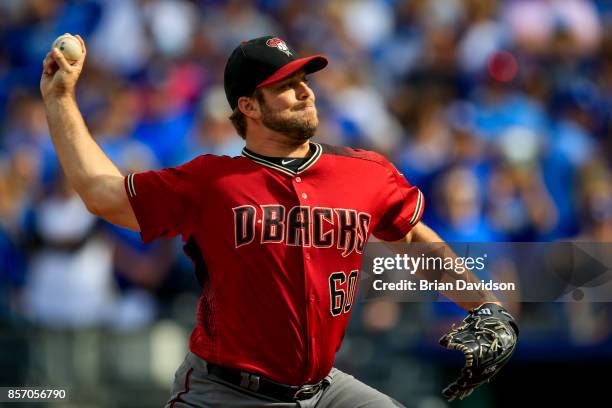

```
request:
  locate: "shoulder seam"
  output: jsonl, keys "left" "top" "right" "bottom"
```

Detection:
{"left": 319, "top": 144, "right": 390, "bottom": 170}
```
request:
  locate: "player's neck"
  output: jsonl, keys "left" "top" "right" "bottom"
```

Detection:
{"left": 245, "top": 133, "right": 311, "bottom": 158}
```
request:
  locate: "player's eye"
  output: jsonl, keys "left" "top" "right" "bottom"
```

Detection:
{"left": 291, "top": 78, "right": 308, "bottom": 89}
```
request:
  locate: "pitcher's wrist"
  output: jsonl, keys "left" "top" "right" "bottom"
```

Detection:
{"left": 43, "top": 91, "right": 76, "bottom": 106}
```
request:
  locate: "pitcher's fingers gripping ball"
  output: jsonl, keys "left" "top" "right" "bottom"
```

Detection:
{"left": 52, "top": 34, "right": 83, "bottom": 64}
{"left": 439, "top": 303, "right": 519, "bottom": 401}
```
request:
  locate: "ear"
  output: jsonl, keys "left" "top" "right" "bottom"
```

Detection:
{"left": 237, "top": 95, "right": 261, "bottom": 120}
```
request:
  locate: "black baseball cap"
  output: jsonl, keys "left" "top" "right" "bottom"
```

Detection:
{"left": 224, "top": 36, "right": 328, "bottom": 110}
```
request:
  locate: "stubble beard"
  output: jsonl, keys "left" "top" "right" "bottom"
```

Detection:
{"left": 260, "top": 102, "right": 319, "bottom": 141}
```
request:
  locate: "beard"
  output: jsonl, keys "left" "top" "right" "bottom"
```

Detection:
{"left": 260, "top": 101, "right": 319, "bottom": 141}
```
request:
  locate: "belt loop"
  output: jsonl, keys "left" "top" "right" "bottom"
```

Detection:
{"left": 240, "top": 372, "right": 261, "bottom": 391}
{"left": 249, "top": 374, "right": 260, "bottom": 391}
{"left": 240, "top": 372, "right": 250, "bottom": 388}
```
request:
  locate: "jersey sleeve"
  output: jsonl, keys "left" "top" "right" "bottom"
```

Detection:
{"left": 372, "top": 159, "right": 425, "bottom": 241}
{"left": 124, "top": 156, "right": 205, "bottom": 244}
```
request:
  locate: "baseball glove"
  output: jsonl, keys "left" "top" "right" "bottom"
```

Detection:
{"left": 439, "top": 302, "right": 519, "bottom": 402}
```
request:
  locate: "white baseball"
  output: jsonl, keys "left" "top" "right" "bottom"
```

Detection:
{"left": 52, "top": 34, "right": 83, "bottom": 64}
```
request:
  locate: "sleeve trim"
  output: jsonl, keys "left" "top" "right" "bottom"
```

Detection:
{"left": 127, "top": 173, "right": 136, "bottom": 198}
{"left": 409, "top": 189, "right": 424, "bottom": 225}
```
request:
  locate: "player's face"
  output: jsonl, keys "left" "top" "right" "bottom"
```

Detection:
{"left": 258, "top": 71, "right": 318, "bottom": 141}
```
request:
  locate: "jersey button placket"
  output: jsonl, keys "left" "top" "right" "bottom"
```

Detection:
{"left": 293, "top": 174, "right": 317, "bottom": 380}
{"left": 295, "top": 176, "right": 307, "bottom": 201}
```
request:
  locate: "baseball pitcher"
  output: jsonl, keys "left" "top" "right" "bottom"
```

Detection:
{"left": 41, "top": 35, "right": 518, "bottom": 407}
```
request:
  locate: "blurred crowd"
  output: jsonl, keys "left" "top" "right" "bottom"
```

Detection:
{"left": 0, "top": 1, "right": 611, "bottom": 401}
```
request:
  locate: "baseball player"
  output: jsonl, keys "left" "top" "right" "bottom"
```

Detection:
{"left": 40, "top": 35, "right": 518, "bottom": 407}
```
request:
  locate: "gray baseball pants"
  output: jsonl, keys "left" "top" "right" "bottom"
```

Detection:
{"left": 165, "top": 352, "right": 405, "bottom": 408}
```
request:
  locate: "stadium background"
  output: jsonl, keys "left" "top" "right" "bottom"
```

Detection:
{"left": 1, "top": 0, "right": 611, "bottom": 406}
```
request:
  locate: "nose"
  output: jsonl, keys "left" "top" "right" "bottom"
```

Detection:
{"left": 296, "top": 80, "right": 314, "bottom": 101}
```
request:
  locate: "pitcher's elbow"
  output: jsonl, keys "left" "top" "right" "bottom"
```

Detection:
{"left": 80, "top": 188, "right": 107, "bottom": 218}
{"left": 84, "top": 199, "right": 103, "bottom": 217}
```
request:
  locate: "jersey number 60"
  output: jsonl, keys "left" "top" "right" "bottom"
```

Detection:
{"left": 329, "top": 270, "right": 359, "bottom": 317}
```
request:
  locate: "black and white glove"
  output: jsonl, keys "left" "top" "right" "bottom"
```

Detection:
{"left": 439, "top": 303, "right": 519, "bottom": 401}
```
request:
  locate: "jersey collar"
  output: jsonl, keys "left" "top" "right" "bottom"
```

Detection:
{"left": 241, "top": 142, "right": 322, "bottom": 176}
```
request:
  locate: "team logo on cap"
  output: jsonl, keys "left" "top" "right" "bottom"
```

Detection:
{"left": 266, "top": 38, "right": 292, "bottom": 57}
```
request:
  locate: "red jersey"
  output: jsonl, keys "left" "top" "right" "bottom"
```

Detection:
{"left": 124, "top": 142, "right": 424, "bottom": 385}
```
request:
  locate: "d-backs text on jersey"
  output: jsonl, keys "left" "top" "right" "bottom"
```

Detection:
{"left": 233, "top": 205, "right": 371, "bottom": 257}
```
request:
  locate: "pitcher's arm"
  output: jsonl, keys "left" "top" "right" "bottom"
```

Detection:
{"left": 41, "top": 35, "right": 139, "bottom": 230}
